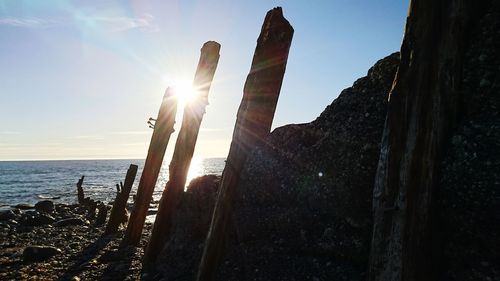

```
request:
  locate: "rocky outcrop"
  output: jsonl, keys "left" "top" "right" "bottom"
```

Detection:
{"left": 153, "top": 53, "right": 400, "bottom": 280}
{"left": 217, "top": 52, "right": 400, "bottom": 280}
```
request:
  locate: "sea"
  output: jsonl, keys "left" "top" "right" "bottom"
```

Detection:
{"left": 0, "top": 158, "right": 225, "bottom": 211}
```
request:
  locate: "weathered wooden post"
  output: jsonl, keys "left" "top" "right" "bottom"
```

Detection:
{"left": 368, "top": 0, "right": 476, "bottom": 280}
{"left": 95, "top": 202, "right": 107, "bottom": 225}
{"left": 120, "top": 88, "right": 177, "bottom": 246}
{"left": 196, "top": 7, "right": 293, "bottom": 281}
{"left": 86, "top": 199, "right": 97, "bottom": 220}
{"left": 105, "top": 164, "right": 138, "bottom": 235}
{"left": 143, "top": 41, "right": 221, "bottom": 267}
{"left": 77, "top": 176, "right": 85, "bottom": 204}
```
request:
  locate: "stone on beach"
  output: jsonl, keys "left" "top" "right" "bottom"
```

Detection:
{"left": 24, "top": 214, "right": 55, "bottom": 226}
{"left": 35, "top": 200, "right": 55, "bottom": 213}
{"left": 13, "top": 203, "right": 35, "bottom": 210}
{"left": 23, "top": 245, "right": 62, "bottom": 262}
{"left": 54, "top": 217, "right": 87, "bottom": 227}
{"left": 0, "top": 210, "right": 17, "bottom": 221}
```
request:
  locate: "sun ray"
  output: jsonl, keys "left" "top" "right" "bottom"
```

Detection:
{"left": 162, "top": 76, "right": 199, "bottom": 109}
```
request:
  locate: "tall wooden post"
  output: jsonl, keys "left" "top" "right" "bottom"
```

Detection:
{"left": 143, "top": 41, "right": 221, "bottom": 266}
{"left": 77, "top": 176, "right": 85, "bottom": 204}
{"left": 121, "top": 88, "right": 177, "bottom": 246}
{"left": 196, "top": 7, "right": 293, "bottom": 281}
{"left": 105, "top": 164, "right": 138, "bottom": 235}
{"left": 368, "top": 0, "right": 475, "bottom": 280}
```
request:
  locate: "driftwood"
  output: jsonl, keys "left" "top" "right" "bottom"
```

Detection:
{"left": 76, "top": 176, "right": 85, "bottom": 204}
{"left": 368, "top": 0, "right": 478, "bottom": 280}
{"left": 105, "top": 164, "right": 138, "bottom": 235}
{"left": 196, "top": 7, "right": 293, "bottom": 281}
{"left": 121, "top": 89, "right": 178, "bottom": 246}
{"left": 143, "top": 41, "right": 221, "bottom": 266}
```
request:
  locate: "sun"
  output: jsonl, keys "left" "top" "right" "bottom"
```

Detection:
{"left": 163, "top": 76, "right": 198, "bottom": 108}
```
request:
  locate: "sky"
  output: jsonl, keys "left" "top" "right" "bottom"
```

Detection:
{"left": 0, "top": 0, "right": 408, "bottom": 161}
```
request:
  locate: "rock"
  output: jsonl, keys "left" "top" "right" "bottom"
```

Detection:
{"left": 35, "top": 200, "right": 54, "bottom": 213}
{"left": 23, "top": 246, "right": 62, "bottom": 262}
{"left": 0, "top": 210, "right": 16, "bottom": 221}
{"left": 13, "top": 203, "right": 35, "bottom": 210}
{"left": 25, "top": 214, "right": 55, "bottom": 226}
{"left": 54, "top": 217, "right": 86, "bottom": 227}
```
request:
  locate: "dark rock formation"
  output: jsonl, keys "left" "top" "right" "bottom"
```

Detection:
{"left": 217, "top": 52, "right": 399, "bottom": 280}
{"left": 153, "top": 53, "right": 400, "bottom": 280}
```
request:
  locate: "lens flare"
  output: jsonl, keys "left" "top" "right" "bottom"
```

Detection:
{"left": 162, "top": 76, "right": 199, "bottom": 108}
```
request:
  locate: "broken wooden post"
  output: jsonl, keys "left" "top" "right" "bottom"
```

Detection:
{"left": 196, "top": 7, "right": 293, "bottom": 281}
{"left": 368, "top": 0, "right": 476, "bottom": 280}
{"left": 95, "top": 202, "right": 107, "bottom": 225}
{"left": 105, "top": 164, "right": 138, "bottom": 235}
{"left": 143, "top": 41, "right": 221, "bottom": 267}
{"left": 86, "top": 199, "right": 97, "bottom": 220}
{"left": 120, "top": 88, "right": 178, "bottom": 246}
{"left": 77, "top": 176, "right": 85, "bottom": 204}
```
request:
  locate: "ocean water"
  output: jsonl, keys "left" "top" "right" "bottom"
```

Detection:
{"left": 0, "top": 158, "right": 225, "bottom": 210}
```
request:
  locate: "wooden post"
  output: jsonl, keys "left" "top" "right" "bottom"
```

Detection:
{"left": 86, "top": 199, "right": 97, "bottom": 220}
{"left": 196, "top": 7, "right": 293, "bottom": 281}
{"left": 105, "top": 164, "right": 138, "bottom": 235}
{"left": 121, "top": 88, "right": 177, "bottom": 246}
{"left": 368, "top": 0, "right": 476, "bottom": 280}
{"left": 95, "top": 202, "right": 107, "bottom": 225}
{"left": 77, "top": 176, "right": 85, "bottom": 204}
{"left": 143, "top": 41, "right": 221, "bottom": 267}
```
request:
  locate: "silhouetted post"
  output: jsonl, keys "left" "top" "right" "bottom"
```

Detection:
{"left": 77, "top": 176, "right": 85, "bottom": 204}
{"left": 105, "top": 164, "right": 138, "bottom": 235}
{"left": 121, "top": 89, "right": 177, "bottom": 246}
{"left": 368, "top": 0, "right": 476, "bottom": 280}
{"left": 86, "top": 199, "right": 97, "bottom": 220}
{"left": 95, "top": 202, "right": 107, "bottom": 225}
{"left": 196, "top": 7, "right": 293, "bottom": 281}
{"left": 144, "top": 41, "right": 221, "bottom": 267}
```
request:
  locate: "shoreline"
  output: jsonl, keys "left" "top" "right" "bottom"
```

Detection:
{"left": 0, "top": 200, "right": 153, "bottom": 280}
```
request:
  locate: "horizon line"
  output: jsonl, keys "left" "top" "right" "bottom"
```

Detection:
{"left": 0, "top": 156, "right": 227, "bottom": 162}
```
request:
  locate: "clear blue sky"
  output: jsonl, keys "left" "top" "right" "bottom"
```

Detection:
{"left": 0, "top": 0, "right": 408, "bottom": 160}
